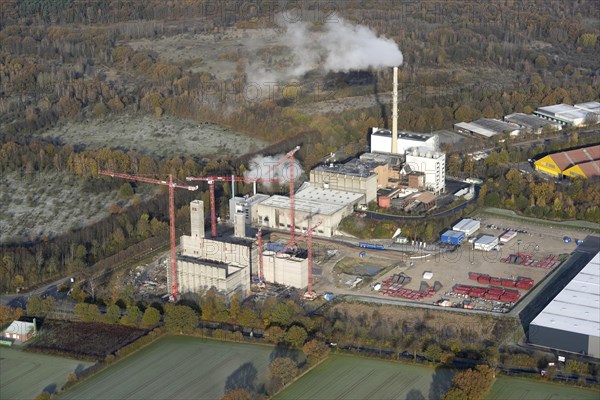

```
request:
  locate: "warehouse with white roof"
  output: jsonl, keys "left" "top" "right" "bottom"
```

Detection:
{"left": 452, "top": 218, "right": 480, "bottom": 237}
{"left": 528, "top": 251, "right": 600, "bottom": 358}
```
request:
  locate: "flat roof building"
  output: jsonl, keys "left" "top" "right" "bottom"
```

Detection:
{"left": 404, "top": 148, "right": 446, "bottom": 194}
{"left": 504, "top": 113, "right": 562, "bottom": 134}
{"left": 370, "top": 128, "right": 439, "bottom": 155}
{"left": 473, "top": 235, "right": 499, "bottom": 251}
{"left": 255, "top": 185, "right": 364, "bottom": 237}
{"left": 452, "top": 218, "right": 480, "bottom": 237}
{"left": 440, "top": 230, "right": 465, "bottom": 245}
{"left": 529, "top": 251, "right": 600, "bottom": 358}
{"left": 574, "top": 101, "right": 600, "bottom": 115}
{"left": 533, "top": 103, "right": 595, "bottom": 127}
{"left": 177, "top": 200, "right": 253, "bottom": 298}
{"left": 454, "top": 119, "right": 521, "bottom": 138}
{"left": 229, "top": 194, "right": 270, "bottom": 225}
{"left": 310, "top": 159, "right": 379, "bottom": 203}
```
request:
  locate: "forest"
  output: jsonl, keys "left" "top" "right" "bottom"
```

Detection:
{"left": 1, "top": 1, "right": 599, "bottom": 291}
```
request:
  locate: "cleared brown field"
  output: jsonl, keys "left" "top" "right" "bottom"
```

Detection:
{"left": 28, "top": 320, "right": 147, "bottom": 360}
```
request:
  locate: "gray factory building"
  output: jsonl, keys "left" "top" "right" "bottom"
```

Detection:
{"left": 528, "top": 251, "right": 600, "bottom": 358}
{"left": 176, "top": 200, "right": 253, "bottom": 298}
{"left": 310, "top": 160, "right": 378, "bottom": 203}
{"left": 255, "top": 185, "right": 365, "bottom": 237}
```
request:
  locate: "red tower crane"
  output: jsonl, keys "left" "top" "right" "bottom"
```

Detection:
{"left": 185, "top": 175, "right": 280, "bottom": 239}
{"left": 275, "top": 220, "right": 322, "bottom": 298}
{"left": 98, "top": 171, "right": 198, "bottom": 300}
{"left": 264, "top": 146, "right": 301, "bottom": 242}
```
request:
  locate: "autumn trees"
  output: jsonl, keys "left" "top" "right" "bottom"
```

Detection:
{"left": 443, "top": 365, "right": 496, "bottom": 400}
{"left": 479, "top": 166, "right": 600, "bottom": 223}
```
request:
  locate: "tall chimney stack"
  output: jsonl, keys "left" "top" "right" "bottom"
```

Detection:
{"left": 392, "top": 66, "right": 399, "bottom": 154}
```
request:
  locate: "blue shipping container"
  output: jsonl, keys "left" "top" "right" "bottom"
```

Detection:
{"left": 440, "top": 230, "right": 465, "bottom": 245}
{"left": 358, "top": 243, "right": 385, "bottom": 250}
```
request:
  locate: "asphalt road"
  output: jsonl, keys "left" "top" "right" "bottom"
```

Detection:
{"left": 0, "top": 276, "right": 72, "bottom": 309}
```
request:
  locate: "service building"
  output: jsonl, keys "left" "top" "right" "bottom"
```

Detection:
{"left": 452, "top": 218, "right": 480, "bottom": 237}
{"left": 404, "top": 148, "right": 446, "bottom": 194}
{"left": 473, "top": 235, "right": 499, "bottom": 252}
{"left": 533, "top": 104, "right": 594, "bottom": 127}
{"left": 370, "top": 128, "right": 439, "bottom": 155}
{"left": 255, "top": 185, "right": 364, "bottom": 238}
{"left": 310, "top": 160, "right": 378, "bottom": 203}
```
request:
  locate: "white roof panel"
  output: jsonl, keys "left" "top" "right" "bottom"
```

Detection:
{"left": 453, "top": 218, "right": 480, "bottom": 231}
{"left": 574, "top": 102, "right": 600, "bottom": 114}
{"left": 537, "top": 104, "right": 579, "bottom": 115}
{"left": 475, "top": 235, "right": 498, "bottom": 245}
{"left": 530, "top": 252, "right": 600, "bottom": 338}
{"left": 259, "top": 187, "right": 364, "bottom": 216}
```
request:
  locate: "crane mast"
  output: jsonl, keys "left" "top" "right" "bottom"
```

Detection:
{"left": 98, "top": 171, "right": 198, "bottom": 300}
{"left": 186, "top": 175, "right": 280, "bottom": 239}
{"left": 264, "top": 146, "right": 301, "bottom": 242}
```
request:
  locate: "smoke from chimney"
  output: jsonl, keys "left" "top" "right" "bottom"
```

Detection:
{"left": 244, "top": 154, "right": 304, "bottom": 189}
{"left": 247, "top": 16, "right": 404, "bottom": 83}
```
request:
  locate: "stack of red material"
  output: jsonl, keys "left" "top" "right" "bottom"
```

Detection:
{"left": 515, "top": 277, "right": 534, "bottom": 289}
{"left": 468, "top": 273, "right": 534, "bottom": 290}
{"left": 532, "top": 255, "right": 560, "bottom": 269}
{"left": 380, "top": 273, "right": 436, "bottom": 300}
{"left": 452, "top": 284, "right": 522, "bottom": 303}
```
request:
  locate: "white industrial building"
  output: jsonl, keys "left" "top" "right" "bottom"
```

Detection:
{"left": 404, "top": 148, "right": 446, "bottom": 194}
{"left": 452, "top": 218, "right": 480, "bottom": 237}
{"left": 533, "top": 104, "right": 593, "bottom": 127}
{"left": 370, "top": 128, "right": 439, "bottom": 155}
{"left": 260, "top": 249, "right": 308, "bottom": 288}
{"left": 229, "top": 193, "right": 270, "bottom": 224}
{"left": 255, "top": 185, "right": 364, "bottom": 237}
{"left": 454, "top": 119, "right": 521, "bottom": 138}
{"left": 175, "top": 200, "right": 253, "bottom": 297}
{"left": 529, "top": 251, "right": 600, "bottom": 358}
{"left": 473, "top": 235, "right": 499, "bottom": 251}
{"left": 310, "top": 161, "right": 378, "bottom": 203}
{"left": 574, "top": 101, "right": 600, "bottom": 115}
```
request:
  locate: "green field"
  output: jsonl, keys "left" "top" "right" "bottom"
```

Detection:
{"left": 60, "top": 336, "right": 286, "bottom": 400}
{"left": 275, "top": 354, "right": 453, "bottom": 400}
{"left": 0, "top": 347, "right": 93, "bottom": 400}
{"left": 487, "top": 375, "right": 600, "bottom": 400}
{"left": 276, "top": 355, "right": 600, "bottom": 400}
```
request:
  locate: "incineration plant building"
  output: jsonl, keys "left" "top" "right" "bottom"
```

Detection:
{"left": 370, "top": 128, "right": 439, "bottom": 155}
{"left": 404, "top": 148, "right": 446, "bottom": 194}
{"left": 529, "top": 251, "right": 600, "bottom": 358}
{"left": 174, "top": 200, "right": 253, "bottom": 297}
{"left": 255, "top": 185, "right": 364, "bottom": 238}
{"left": 310, "top": 160, "right": 378, "bottom": 203}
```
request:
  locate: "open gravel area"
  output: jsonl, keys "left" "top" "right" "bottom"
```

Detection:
{"left": 309, "top": 214, "right": 590, "bottom": 313}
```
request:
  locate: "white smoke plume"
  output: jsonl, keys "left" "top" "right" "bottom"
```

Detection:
{"left": 244, "top": 154, "right": 304, "bottom": 188}
{"left": 247, "top": 16, "right": 403, "bottom": 83}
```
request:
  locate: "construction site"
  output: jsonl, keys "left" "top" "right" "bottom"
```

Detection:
{"left": 98, "top": 67, "right": 593, "bottom": 314}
